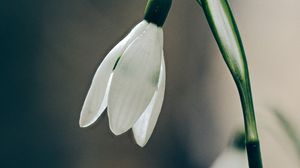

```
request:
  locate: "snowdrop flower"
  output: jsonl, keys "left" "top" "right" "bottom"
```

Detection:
{"left": 79, "top": 0, "right": 172, "bottom": 147}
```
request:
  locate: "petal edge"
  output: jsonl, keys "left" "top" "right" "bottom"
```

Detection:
{"left": 132, "top": 54, "right": 166, "bottom": 147}
{"left": 79, "top": 21, "right": 149, "bottom": 127}
{"left": 108, "top": 24, "right": 162, "bottom": 135}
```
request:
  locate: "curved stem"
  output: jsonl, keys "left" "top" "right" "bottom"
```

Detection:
{"left": 196, "top": 0, "right": 263, "bottom": 167}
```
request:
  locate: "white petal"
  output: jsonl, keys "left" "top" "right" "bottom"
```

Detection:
{"left": 79, "top": 21, "right": 149, "bottom": 127}
{"left": 133, "top": 55, "right": 166, "bottom": 147}
{"left": 108, "top": 24, "right": 163, "bottom": 135}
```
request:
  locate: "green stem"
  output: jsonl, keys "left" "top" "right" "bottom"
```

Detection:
{"left": 144, "top": 0, "right": 172, "bottom": 27}
{"left": 196, "top": 0, "right": 263, "bottom": 167}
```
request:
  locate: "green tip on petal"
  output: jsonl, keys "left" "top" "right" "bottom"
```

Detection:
{"left": 144, "top": 0, "right": 172, "bottom": 27}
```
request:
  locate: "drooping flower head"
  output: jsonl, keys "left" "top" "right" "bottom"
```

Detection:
{"left": 79, "top": 0, "right": 172, "bottom": 147}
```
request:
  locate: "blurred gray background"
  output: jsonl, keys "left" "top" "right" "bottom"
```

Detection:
{"left": 2, "top": 0, "right": 300, "bottom": 167}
